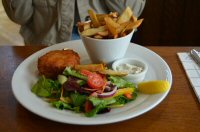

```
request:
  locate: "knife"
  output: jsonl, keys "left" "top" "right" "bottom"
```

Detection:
{"left": 190, "top": 49, "right": 200, "bottom": 67}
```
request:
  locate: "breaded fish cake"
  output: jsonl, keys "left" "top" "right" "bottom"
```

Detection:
{"left": 38, "top": 49, "right": 80, "bottom": 79}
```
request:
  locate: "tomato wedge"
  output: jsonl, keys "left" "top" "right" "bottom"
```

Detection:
{"left": 87, "top": 73, "right": 106, "bottom": 89}
{"left": 85, "top": 100, "right": 93, "bottom": 113}
{"left": 80, "top": 69, "right": 92, "bottom": 76}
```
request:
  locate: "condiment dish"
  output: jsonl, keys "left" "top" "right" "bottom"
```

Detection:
{"left": 112, "top": 58, "right": 148, "bottom": 84}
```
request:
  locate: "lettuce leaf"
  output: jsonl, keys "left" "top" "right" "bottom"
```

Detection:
{"left": 85, "top": 97, "right": 116, "bottom": 117}
{"left": 31, "top": 75, "right": 60, "bottom": 97}
{"left": 51, "top": 100, "right": 72, "bottom": 110}
{"left": 70, "top": 92, "right": 87, "bottom": 107}
{"left": 114, "top": 92, "right": 137, "bottom": 105}
{"left": 63, "top": 67, "right": 87, "bottom": 80}
{"left": 108, "top": 76, "right": 135, "bottom": 88}
{"left": 88, "top": 96, "right": 116, "bottom": 106}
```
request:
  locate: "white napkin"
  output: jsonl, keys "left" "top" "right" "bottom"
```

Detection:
{"left": 177, "top": 52, "right": 200, "bottom": 102}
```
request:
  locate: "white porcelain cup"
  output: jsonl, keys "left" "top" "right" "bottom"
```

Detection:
{"left": 79, "top": 29, "right": 135, "bottom": 64}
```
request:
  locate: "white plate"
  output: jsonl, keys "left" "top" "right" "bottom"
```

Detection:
{"left": 12, "top": 40, "right": 172, "bottom": 125}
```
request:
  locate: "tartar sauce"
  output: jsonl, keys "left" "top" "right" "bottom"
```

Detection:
{"left": 116, "top": 63, "right": 143, "bottom": 74}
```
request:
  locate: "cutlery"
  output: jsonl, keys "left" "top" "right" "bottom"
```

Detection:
{"left": 190, "top": 49, "right": 200, "bottom": 67}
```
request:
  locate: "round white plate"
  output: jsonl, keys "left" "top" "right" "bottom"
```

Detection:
{"left": 12, "top": 40, "right": 172, "bottom": 125}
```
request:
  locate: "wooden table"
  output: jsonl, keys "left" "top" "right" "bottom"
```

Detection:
{"left": 0, "top": 46, "right": 200, "bottom": 132}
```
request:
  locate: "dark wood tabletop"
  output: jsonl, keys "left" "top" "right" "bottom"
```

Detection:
{"left": 0, "top": 45, "right": 200, "bottom": 132}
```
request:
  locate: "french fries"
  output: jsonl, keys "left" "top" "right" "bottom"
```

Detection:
{"left": 117, "top": 7, "right": 133, "bottom": 24}
{"left": 97, "top": 31, "right": 109, "bottom": 36}
{"left": 78, "top": 6, "right": 143, "bottom": 39}
{"left": 104, "top": 16, "right": 120, "bottom": 36}
{"left": 74, "top": 64, "right": 128, "bottom": 76}
{"left": 88, "top": 9, "right": 100, "bottom": 28}
{"left": 98, "top": 69, "right": 128, "bottom": 76}
{"left": 74, "top": 64, "right": 105, "bottom": 72}
{"left": 81, "top": 26, "right": 106, "bottom": 36}
{"left": 120, "top": 19, "right": 144, "bottom": 35}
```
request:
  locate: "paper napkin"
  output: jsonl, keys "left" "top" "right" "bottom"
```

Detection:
{"left": 177, "top": 52, "right": 200, "bottom": 103}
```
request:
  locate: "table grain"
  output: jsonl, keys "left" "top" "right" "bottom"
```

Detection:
{"left": 0, "top": 46, "right": 200, "bottom": 132}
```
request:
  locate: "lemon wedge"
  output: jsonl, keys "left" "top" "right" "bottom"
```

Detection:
{"left": 137, "top": 80, "right": 170, "bottom": 94}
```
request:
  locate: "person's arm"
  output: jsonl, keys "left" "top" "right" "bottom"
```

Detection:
{"left": 2, "top": 0, "right": 33, "bottom": 25}
{"left": 105, "top": 0, "right": 146, "bottom": 17}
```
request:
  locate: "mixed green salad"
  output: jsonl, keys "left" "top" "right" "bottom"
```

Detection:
{"left": 31, "top": 66, "right": 137, "bottom": 117}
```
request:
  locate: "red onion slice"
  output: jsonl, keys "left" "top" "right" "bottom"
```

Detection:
{"left": 98, "top": 86, "right": 117, "bottom": 98}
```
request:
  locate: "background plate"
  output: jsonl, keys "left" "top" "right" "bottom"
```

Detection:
{"left": 12, "top": 40, "right": 172, "bottom": 125}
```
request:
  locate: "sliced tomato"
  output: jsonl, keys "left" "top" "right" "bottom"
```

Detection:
{"left": 80, "top": 69, "right": 92, "bottom": 76}
{"left": 87, "top": 73, "right": 106, "bottom": 89}
{"left": 85, "top": 100, "right": 93, "bottom": 113}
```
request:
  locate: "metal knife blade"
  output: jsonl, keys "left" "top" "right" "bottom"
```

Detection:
{"left": 190, "top": 49, "right": 200, "bottom": 67}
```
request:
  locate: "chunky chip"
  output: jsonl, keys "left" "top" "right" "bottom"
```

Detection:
{"left": 97, "top": 31, "right": 109, "bottom": 36}
{"left": 88, "top": 9, "right": 100, "bottom": 28}
{"left": 117, "top": 6, "right": 133, "bottom": 24}
{"left": 104, "top": 16, "right": 120, "bottom": 36}
{"left": 81, "top": 26, "right": 106, "bottom": 36}
{"left": 78, "top": 6, "right": 144, "bottom": 39}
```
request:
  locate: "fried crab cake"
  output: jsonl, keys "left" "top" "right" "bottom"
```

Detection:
{"left": 38, "top": 49, "right": 80, "bottom": 79}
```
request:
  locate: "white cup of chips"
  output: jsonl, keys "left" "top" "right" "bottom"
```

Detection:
{"left": 78, "top": 7, "right": 143, "bottom": 64}
{"left": 80, "top": 29, "right": 135, "bottom": 64}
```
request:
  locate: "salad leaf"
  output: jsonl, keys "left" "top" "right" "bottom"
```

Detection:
{"left": 51, "top": 100, "right": 81, "bottom": 113}
{"left": 110, "top": 92, "right": 137, "bottom": 107}
{"left": 85, "top": 104, "right": 104, "bottom": 117}
{"left": 31, "top": 76, "right": 60, "bottom": 97}
{"left": 77, "top": 80, "right": 87, "bottom": 86}
{"left": 108, "top": 76, "right": 135, "bottom": 88}
{"left": 51, "top": 100, "right": 72, "bottom": 110}
{"left": 63, "top": 67, "right": 87, "bottom": 81}
{"left": 63, "top": 77, "right": 82, "bottom": 91}
{"left": 88, "top": 96, "right": 116, "bottom": 106}
{"left": 115, "top": 95, "right": 130, "bottom": 104}
{"left": 70, "top": 92, "right": 87, "bottom": 107}
{"left": 85, "top": 97, "right": 116, "bottom": 117}
{"left": 57, "top": 74, "right": 67, "bottom": 85}
{"left": 115, "top": 93, "right": 136, "bottom": 103}
{"left": 63, "top": 77, "right": 87, "bottom": 94}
